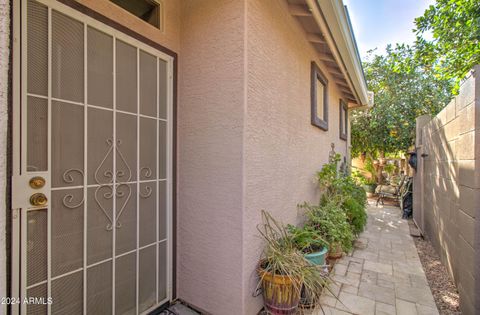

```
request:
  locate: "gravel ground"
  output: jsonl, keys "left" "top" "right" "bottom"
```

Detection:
{"left": 413, "top": 235, "right": 462, "bottom": 314}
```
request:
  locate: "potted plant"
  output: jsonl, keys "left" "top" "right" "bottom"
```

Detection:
{"left": 287, "top": 224, "right": 328, "bottom": 266}
{"left": 286, "top": 224, "right": 329, "bottom": 308}
{"left": 302, "top": 200, "right": 354, "bottom": 260}
{"left": 362, "top": 178, "right": 377, "bottom": 196}
{"left": 257, "top": 211, "right": 327, "bottom": 314}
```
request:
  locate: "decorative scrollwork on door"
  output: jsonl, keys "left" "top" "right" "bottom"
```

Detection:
{"left": 140, "top": 185, "right": 153, "bottom": 198}
{"left": 62, "top": 192, "right": 84, "bottom": 209}
{"left": 61, "top": 168, "right": 85, "bottom": 209}
{"left": 140, "top": 167, "right": 152, "bottom": 179}
{"left": 92, "top": 138, "right": 134, "bottom": 231}
{"left": 60, "top": 138, "right": 153, "bottom": 230}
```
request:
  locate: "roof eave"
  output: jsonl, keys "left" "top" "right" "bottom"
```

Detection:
{"left": 313, "top": 0, "right": 370, "bottom": 106}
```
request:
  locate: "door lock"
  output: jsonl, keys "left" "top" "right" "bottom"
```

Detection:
{"left": 29, "top": 176, "right": 46, "bottom": 189}
{"left": 30, "top": 193, "right": 48, "bottom": 207}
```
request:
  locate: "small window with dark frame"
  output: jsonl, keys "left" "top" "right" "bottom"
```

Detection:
{"left": 339, "top": 99, "right": 348, "bottom": 140}
{"left": 111, "top": 0, "right": 162, "bottom": 29}
{"left": 311, "top": 62, "right": 328, "bottom": 131}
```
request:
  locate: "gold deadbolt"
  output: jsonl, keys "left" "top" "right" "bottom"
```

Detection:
{"left": 29, "top": 176, "right": 46, "bottom": 189}
{"left": 30, "top": 193, "right": 48, "bottom": 207}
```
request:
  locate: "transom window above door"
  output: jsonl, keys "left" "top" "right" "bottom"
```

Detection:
{"left": 110, "top": 0, "right": 163, "bottom": 30}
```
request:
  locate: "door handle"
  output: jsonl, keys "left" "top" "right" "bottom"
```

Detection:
{"left": 29, "top": 176, "right": 46, "bottom": 189}
{"left": 30, "top": 193, "right": 48, "bottom": 207}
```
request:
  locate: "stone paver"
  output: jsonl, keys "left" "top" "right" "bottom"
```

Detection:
{"left": 335, "top": 292, "right": 376, "bottom": 314}
{"left": 396, "top": 299, "right": 417, "bottom": 315}
{"left": 376, "top": 302, "right": 396, "bottom": 315}
{"left": 314, "top": 202, "right": 439, "bottom": 315}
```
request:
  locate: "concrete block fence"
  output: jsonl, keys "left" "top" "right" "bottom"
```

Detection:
{"left": 413, "top": 65, "right": 479, "bottom": 315}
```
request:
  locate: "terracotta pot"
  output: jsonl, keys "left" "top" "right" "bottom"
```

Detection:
{"left": 328, "top": 243, "right": 343, "bottom": 259}
{"left": 258, "top": 266, "right": 300, "bottom": 315}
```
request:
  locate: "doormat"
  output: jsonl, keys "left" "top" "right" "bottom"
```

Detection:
{"left": 158, "top": 302, "right": 202, "bottom": 315}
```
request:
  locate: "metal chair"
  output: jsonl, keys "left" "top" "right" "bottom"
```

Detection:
{"left": 376, "top": 175, "right": 407, "bottom": 206}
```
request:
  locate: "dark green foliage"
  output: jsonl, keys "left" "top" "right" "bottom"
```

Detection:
{"left": 414, "top": 0, "right": 480, "bottom": 94}
{"left": 342, "top": 197, "right": 367, "bottom": 236}
{"left": 339, "top": 179, "right": 367, "bottom": 235}
{"left": 315, "top": 156, "right": 368, "bottom": 238}
{"left": 351, "top": 45, "right": 453, "bottom": 157}
{"left": 302, "top": 201, "right": 354, "bottom": 253}
{"left": 316, "top": 154, "right": 341, "bottom": 198}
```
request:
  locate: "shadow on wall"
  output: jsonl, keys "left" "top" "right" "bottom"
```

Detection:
{"left": 416, "top": 66, "right": 478, "bottom": 315}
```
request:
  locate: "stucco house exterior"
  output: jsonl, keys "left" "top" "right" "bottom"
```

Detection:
{"left": 0, "top": 0, "right": 370, "bottom": 314}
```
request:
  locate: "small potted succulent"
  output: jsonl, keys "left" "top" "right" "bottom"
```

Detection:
{"left": 257, "top": 211, "right": 328, "bottom": 314}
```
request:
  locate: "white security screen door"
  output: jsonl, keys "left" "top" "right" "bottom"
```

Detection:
{"left": 12, "top": 1, "right": 174, "bottom": 314}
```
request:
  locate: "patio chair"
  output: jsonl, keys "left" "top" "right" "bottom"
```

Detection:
{"left": 375, "top": 175, "right": 407, "bottom": 206}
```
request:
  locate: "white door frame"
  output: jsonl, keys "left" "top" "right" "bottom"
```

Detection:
{"left": 11, "top": 1, "right": 174, "bottom": 314}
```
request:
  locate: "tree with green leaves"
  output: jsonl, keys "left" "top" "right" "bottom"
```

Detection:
{"left": 351, "top": 44, "right": 452, "bottom": 159}
{"left": 414, "top": 0, "right": 480, "bottom": 93}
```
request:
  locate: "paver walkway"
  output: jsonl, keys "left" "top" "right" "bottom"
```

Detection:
{"left": 316, "top": 201, "right": 438, "bottom": 315}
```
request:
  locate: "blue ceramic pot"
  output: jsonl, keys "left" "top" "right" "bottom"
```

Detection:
{"left": 304, "top": 246, "right": 328, "bottom": 266}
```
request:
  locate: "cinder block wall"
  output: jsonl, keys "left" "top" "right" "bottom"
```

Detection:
{"left": 415, "top": 66, "right": 479, "bottom": 315}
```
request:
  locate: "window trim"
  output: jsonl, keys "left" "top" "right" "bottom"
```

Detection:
{"left": 339, "top": 99, "right": 348, "bottom": 141}
{"left": 311, "top": 61, "right": 329, "bottom": 131}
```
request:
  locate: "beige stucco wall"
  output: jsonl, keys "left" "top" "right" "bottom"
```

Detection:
{"left": 0, "top": 1, "right": 9, "bottom": 314}
{"left": 176, "top": 0, "right": 246, "bottom": 313}
{"left": 415, "top": 66, "right": 479, "bottom": 315}
{"left": 243, "top": 0, "right": 349, "bottom": 313}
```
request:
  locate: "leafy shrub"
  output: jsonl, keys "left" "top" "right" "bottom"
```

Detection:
{"left": 339, "top": 176, "right": 367, "bottom": 204}
{"left": 316, "top": 157, "right": 368, "bottom": 238}
{"left": 352, "top": 170, "right": 368, "bottom": 185}
{"left": 302, "top": 201, "right": 354, "bottom": 253}
{"left": 342, "top": 197, "right": 367, "bottom": 236}
{"left": 316, "top": 154, "right": 341, "bottom": 198}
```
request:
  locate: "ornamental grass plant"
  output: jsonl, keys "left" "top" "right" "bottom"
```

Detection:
{"left": 257, "top": 211, "right": 330, "bottom": 309}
